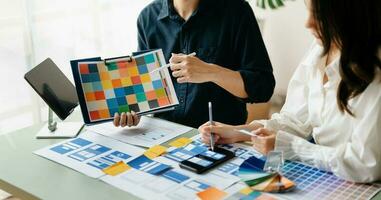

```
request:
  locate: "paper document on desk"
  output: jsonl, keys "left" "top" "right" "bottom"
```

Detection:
{"left": 101, "top": 156, "right": 240, "bottom": 200}
{"left": 86, "top": 116, "right": 193, "bottom": 147}
{"left": 34, "top": 130, "right": 144, "bottom": 178}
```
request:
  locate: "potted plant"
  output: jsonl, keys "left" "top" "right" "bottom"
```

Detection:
{"left": 255, "top": 0, "right": 293, "bottom": 9}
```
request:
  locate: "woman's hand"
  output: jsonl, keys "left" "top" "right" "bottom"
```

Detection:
{"left": 169, "top": 53, "right": 219, "bottom": 84}
{"left": 251, "top": 128, "right": 276, "bottom": 155}
{"left": 113, "top": 111, "right": 140, "bottom": 127}
{"left": 198, "top": 121, "right": 251, "bottom": 145}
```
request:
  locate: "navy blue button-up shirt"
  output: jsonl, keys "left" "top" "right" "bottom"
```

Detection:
{"left": 137, "top": 0, "right": 275, "bottom": 128}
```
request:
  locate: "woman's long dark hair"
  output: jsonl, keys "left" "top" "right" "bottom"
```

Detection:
{"left": 311, "top": 0, "right": 381, "bottom": 116}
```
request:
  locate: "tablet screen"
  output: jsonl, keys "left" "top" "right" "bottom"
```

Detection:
{"left": 24, "top": 58, "right": 78, "bottom": 120}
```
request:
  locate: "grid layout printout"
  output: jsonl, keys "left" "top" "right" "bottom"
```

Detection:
{"left": 274, "top": 161, "right": 381, "bottom": 200}
{"left": 71, "top": 49, "right": 178, "bottom": 124}
{"left": 34, "top": 130, "right": 144, "bottom": 178}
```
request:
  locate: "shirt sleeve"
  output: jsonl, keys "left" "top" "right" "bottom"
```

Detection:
{"left": 251, "top": 57, "right": 313, "bottom": 139}
{"left": 137, "top": 14, "right": 148, "bottom": 51}
{"left": 233, "top": 2, "right": 275, "bottom": 103}
{"left": 275, "top": 80, "right": 381, "bottom": 183}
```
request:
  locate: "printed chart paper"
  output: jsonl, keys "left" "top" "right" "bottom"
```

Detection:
{"left": 101, "top": 156, "right": 240, "bottom": 200}
{"left": 71, "top": 49, "right": 178, "bottom": 124}
{"left": 86, "top": 116, "right": 192, "bottom": 147}
{"left": 34, "top": 131, "right": 144, "bottom": 178}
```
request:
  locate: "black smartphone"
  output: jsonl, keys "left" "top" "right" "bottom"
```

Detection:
{"left": 179, "top": 147, "right": 235, "bottom": 174}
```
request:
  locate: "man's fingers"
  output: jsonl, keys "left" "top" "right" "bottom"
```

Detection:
{"left": 172, "top": 69, "right": 184, "bottom": 78}
{"left": 113, "top": 112, "right": 120, "bottom": 127}
{"left": 126, "top": 112, "right": 132, "bottom": 127}
{"left": 170, "top": 53, "right": 187, "bottom": 63}
{"left": 170, "top": 63, "right": 184, "bottom": 71}
{"left": 131, "top": 111, "right": 140, "bottom": 126}
{"left": 177, "top": 77, "right": 189, "bottom": 83}
{"left": 120, "top": 112, "right": 127, "bottom": 127}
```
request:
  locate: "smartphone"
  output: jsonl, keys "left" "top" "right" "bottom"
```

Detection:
{"left": 179, "top": 147, "right": 235, "bottom": 174}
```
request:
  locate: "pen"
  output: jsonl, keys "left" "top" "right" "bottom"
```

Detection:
{"left": 208, "top": 102, "right": 215, "bottom": 151}
{"left": 149, "top": 52, "right": 197, "bottom": 74}
{"left": 234, "top": 129, "right": 259, "bottom": 137}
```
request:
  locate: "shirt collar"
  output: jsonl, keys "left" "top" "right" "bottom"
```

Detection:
{"left": 157, "top": 0, "right": 213, "bottom": 21}
{"left": 157, "top": 0, "right": 170, "bottom": 20}
{"left": 302, "top": 41, "right": 341, "bottom": 82}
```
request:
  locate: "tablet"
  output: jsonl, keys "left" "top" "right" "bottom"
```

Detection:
{"left": 24, "top": 58, "right": 78, "bottom": 120}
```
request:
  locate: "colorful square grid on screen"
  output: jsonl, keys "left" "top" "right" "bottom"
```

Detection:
{"left": 77, "top": 50, "right": 177, "bottom": 122}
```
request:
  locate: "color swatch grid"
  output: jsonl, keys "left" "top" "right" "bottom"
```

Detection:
{"left": 274, "top": 161, "right": 381, "bottom": 200}
{"left": 77, "top": 50, "right": 176, "bottom": 122}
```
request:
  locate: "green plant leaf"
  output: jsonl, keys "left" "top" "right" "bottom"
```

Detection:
{"left": 257, "top": 0, "right": 266, "bottom": 9}
{"left": 275, "top": 0, "right": 284, "bottom": 7}
{"left": 268, "top": 0, "right": 276, "bottom": 9}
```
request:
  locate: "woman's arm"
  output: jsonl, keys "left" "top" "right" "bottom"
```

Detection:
{"left": 275, "top": 86, "right": 381, "bottom": 182}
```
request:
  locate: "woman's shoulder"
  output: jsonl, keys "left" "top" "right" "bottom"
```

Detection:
{"left": 300, "top": 41, "right": 324, "bottom": 68}
{"left": 290, "top": 41, "right": 324, "bottom": 80}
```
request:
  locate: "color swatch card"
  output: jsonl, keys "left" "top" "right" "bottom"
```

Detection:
{"left": 238, "top": 156, "right": 295, "bottom": 193}
{"left": 71, "top": 49, "right": 179, "bottom": 124}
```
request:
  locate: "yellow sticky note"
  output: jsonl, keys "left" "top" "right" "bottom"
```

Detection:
{"left": 102, "top": 161, "right": 131, "bottom": 176}
{"left": 196, "top": 187, "right": 227, "bottom": 200}
{"left": 169, "top": 137, "right": 192, "bottom": 148}
{"left": 240, "top": 187, "right": 254, "bottom": 195}
{"left": 144, "top": 145, "right": 167, "bottom": 159}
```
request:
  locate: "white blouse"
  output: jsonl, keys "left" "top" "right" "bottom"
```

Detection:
{"left": 254, "top": 42, "right": 381, "bottom": 182}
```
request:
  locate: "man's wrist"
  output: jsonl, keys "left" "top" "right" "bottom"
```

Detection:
{"left": 208, "top": 63, "right": 225, "bottom": 83}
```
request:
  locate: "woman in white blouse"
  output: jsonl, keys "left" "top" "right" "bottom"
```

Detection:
{"left": 199, "top": 0, "right": 381, "bottom": 182}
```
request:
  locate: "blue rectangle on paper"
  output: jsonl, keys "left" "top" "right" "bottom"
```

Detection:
{"left": 147, "top": 163, "right": 171, "bottom": 175}
{"left": 87, "top": 151, "right": 131, "bottom": 170}
{"left": 128, "top": 155, "right": 171, "bottom": 175}
{"left": 162, "top": 170, "right": 190, "bottom": 183}
{"left": 128, "top": 155, "right": 153, "bottom": 169}
{"left": 50, "top": 138, "right": 92, "bottom": 154}
{"left": 107, "top": 151, "right": 131, "bottom": 160}
{"left": 71, "top": 138, "right": 92, "bottom": 147}
{"left": 184, "top": 180, "right": 210, "bottom": 192}
{"left": 68, "top": 144, "right": 111, "bottom": 162}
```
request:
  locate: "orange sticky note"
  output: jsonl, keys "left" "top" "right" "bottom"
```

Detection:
{"left": 196, "top": 187, "right": 227, "bottom": 200}
{"left": 144, "top": 145, "right": 167, "bottom": 159}
{"left": 102, "top": 161, "right": 131, "bottom": 176}
{"left": 169, "top": 137, "right": 192, "bottom": 148}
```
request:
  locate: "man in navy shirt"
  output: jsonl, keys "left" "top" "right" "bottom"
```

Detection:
{"left": 114, "top": 0, "right": 275, "bottom": 128}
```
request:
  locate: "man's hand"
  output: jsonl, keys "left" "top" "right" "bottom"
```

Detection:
{"left": 169, "top": 53, "right": 219, "bottom": 83}
{"left": 113, "top": 111, "right": 140, "bottom": 127}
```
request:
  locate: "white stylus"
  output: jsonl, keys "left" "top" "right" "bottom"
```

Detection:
{"left": 235, "top": 129, "right": 259, "bottom": 137}
{"left": 149, "top": 52, "right": 196, "bottom": 74}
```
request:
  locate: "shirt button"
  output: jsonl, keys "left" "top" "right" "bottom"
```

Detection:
{"left": 179, "top": 98, "right": 184, "bottom": 103}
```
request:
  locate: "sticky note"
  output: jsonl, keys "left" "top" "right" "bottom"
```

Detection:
{"left": 169, "top": 137, "right": 192, "bottom": 148}
{"left": 196, "top": 187, "right": 227, "bottom": 200}
{"left": 144, "top": 145, "right": 167, "bottom": 159}
{"left": 240, "top": 187, "right": 254, "bottom": 195}
{"left": 102, "top": 161, "right": 131, "bottom": 176}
